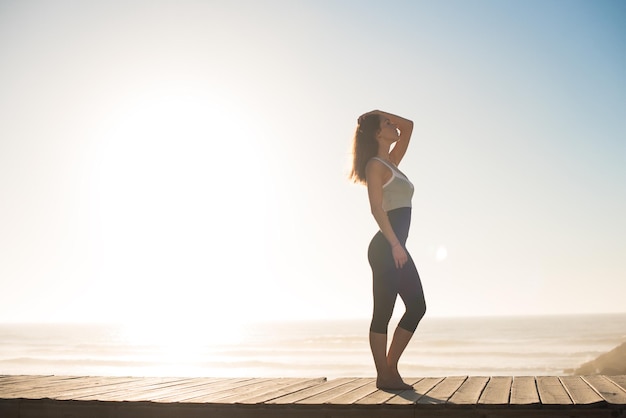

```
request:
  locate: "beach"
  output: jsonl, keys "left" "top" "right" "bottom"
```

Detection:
{"left": 1, "top": 313, "right": 625, "bottom": 378}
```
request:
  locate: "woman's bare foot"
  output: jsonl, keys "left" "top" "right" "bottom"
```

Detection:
{"left": 376, "top": 374, "right": 413, "bottom": 390}
{"left": 377, "top": 364, "right": 413, "bottom": 390}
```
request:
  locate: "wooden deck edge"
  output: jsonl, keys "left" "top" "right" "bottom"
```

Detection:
{"left": 2, "top": 375, "right": 625, "bottom": 418}
{"left": 2, "top": 397, "right": 624, "bottom": 418}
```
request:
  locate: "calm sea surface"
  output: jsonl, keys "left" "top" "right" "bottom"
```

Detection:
{"left": 1, "top": 314, "right": 625, "bottom": 378}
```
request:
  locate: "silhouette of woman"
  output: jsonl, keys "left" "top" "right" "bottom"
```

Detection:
{"left": 350, "top": 110, "right": 426, "bottom": 390}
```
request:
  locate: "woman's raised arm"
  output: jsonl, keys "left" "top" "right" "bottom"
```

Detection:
{"left": 380, "top": 110, "right": 413, "bottom": 166}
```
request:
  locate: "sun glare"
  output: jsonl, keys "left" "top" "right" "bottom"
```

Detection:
{"left": 90, "top": 86, "right": 273, "bottom": 327}
{"left": 121, "top": 316, "right": 245, "bottom": 350}
{"left": 116, "top": 314, "right": 247, "bottom": 376}
{"left": 435, "top": 245, "right": 448, "bottom": 262}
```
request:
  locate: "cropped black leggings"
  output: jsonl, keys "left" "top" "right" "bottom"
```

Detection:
{"left": 368, "top": 207, "right": 426, "bottom": 334}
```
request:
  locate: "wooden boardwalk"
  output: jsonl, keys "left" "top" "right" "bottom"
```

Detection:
{"left": 1, "top": 375, "right": 625, "bottom": 417}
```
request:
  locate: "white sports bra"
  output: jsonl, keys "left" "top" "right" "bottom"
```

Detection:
{"left": 372, "top": 157, "right": 414, "bottom": 211}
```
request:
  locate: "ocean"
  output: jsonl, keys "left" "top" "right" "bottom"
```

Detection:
{"left": 1, "top": 314, "right": 625, "bottom": 378}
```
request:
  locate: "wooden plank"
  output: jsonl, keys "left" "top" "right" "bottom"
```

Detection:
{"left": 182, "top": 378, "right": 277, "bottom": 403}
{"left": 0, "top": 376, "right": 119, "bottom": 398}
{"left": 238, "top": 378, "right": 327, "bottom": 404}
{"left": 69, "top": 377, "right": 190, "bottom": 401}
{"left": 304, "top": 379, "right": 377, "bottom": 404}
{"left": 267, "top": 377, "right": 357, "bottom": 404}
{"left": 205, "top": 378, "right": 309, "bottom": 403}
{"left": 154, "top": 378, "right": 260, "bottom": 402}
{"left": 355, "top": 378, "right": 423, "bottom": 404}
{"left": 0, "top": 375, "right": 84, "bottom": 395}
{"left": 294, "top": 378, "right": 371, "bottom": 404}
{"left": 0, "top": 375, "right": 57, "bottom": 387}
{"left": 418, "top": 376, "right": 466, "bottom": 405}
{"left": 478, "top": 376, "right": 512, "bottom": 405}
{"left": 386, "top": 377, "right": 443, "bottom": 405}
{"left": 447, "top": 376, "right": 489, "bottom": 405}
{"left": 560, "top": 376, "right": 604, "bottom": 405}
{"left": 63, "top": 377, "right": 189, "bottom": 402}
{"left": 50, "top": 376, "right": 148, "bottom": 400}
{"left": 51, "top": 377, "right": 218, "bottom": 400}
{"left": 119, "top": 377, "right": 232, "bottom": 402}
{"left": 510, "top": 376, "right": 539, "bottom": 405}
{"left": 607, "top": 375, "right": 626, "bottom": 392}
{"left": 537, "top": 376, "right": 572, "bottom": 405}
{"left": 584, "top": 375, "right": 626, "bottom": 404}
{"left": 0, "top": 375, "right": 78, "bottom": 391}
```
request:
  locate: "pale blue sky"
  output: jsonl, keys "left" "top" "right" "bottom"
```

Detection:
{"left": 0, "top": 0, "right": 624, "bottom": 325}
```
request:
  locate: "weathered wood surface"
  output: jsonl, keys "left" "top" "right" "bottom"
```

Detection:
{"left": 1, "top": 375, "right": 625, "bottom": 417}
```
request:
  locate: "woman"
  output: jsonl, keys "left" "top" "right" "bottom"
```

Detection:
{"left": 350, "top": 110, "right": 426, "bottom": 390}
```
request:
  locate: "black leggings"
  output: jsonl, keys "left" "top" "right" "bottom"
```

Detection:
{"left": 368, "top": 207, "right": 426, "bottom": 334}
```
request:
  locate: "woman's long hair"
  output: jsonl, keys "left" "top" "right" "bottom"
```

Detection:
{"left": 349, "top": 113, "right": 380, "bottom": 184}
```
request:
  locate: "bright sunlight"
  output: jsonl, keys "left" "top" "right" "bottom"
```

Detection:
{"left": 89, "top": 84, "right": 274, "bottom": 328}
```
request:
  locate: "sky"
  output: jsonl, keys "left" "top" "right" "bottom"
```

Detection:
{"left": 1, "top": 0, "right": 624, "bottom": 326}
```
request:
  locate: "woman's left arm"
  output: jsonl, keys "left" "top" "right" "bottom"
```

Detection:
{"left": 379, "top": 110, "right": 414, "bottom": 166}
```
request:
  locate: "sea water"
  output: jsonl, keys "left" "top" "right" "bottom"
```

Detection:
{"left": 1, "top": 314, "right": 625, "bottom": 378}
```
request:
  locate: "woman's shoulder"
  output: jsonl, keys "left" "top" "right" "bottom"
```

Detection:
{"left": 366, "top": 157, "right": 386, "bottom": 171}
{"left": 367, "top": 157, "right": 395, "bottom": 170}
{"left": 365, "top": 157, "right": 394, "bottom": 182}
{"left": 368, "top": 156, "right": 386, "bottom": 165}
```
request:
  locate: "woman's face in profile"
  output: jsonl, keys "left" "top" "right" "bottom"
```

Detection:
{"left": 378, "top": 117, "right": 400, "bottom": 142}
